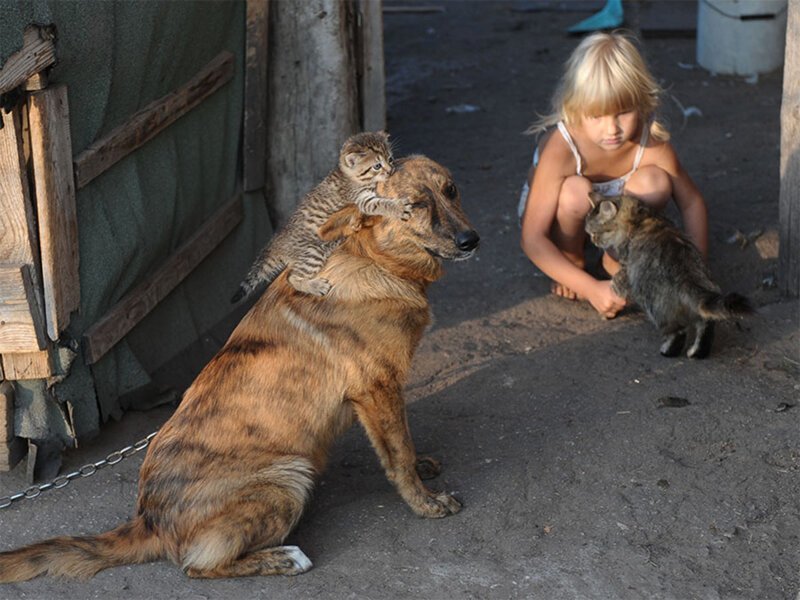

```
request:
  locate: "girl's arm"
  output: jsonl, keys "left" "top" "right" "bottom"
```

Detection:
{"left": 658, "top": 143, "right": 709, "bottom": 257}
{"left": 520, "top": 137, "right": 626, "bottom": 317}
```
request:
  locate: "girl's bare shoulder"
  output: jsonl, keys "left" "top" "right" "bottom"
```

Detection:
{"left": 538, "top": 128, "right": 576, "bottom": 176}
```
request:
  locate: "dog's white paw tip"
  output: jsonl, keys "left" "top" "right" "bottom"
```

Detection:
{"left": 281, "top": 545, "right": 313, "bottom": 572}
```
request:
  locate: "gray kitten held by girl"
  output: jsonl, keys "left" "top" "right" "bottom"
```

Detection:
{"left": 585, "top": 192, "right": 753, "bottom": 358}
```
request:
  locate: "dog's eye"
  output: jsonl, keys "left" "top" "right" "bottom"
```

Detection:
{"left": 444, "top": 183, "right": 457, "bottom": 199}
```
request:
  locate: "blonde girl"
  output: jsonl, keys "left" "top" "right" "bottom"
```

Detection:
{"left": 519, "top": 31, "right": 708, "bottom": 319}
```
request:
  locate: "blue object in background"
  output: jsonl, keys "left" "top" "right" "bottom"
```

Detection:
{"left": 567, "top": 0, "right": 624, "bottom": 33}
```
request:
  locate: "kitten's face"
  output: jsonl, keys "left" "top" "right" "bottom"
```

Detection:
{"left": 340, "top": 131, "right": 394, "bottom": 184}
{"left": 585, "top": 193, "right": 630, "bottom": 251}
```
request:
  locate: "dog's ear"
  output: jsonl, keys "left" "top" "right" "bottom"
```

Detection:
{"left": 318, "top": 205, "right": 379, "bottom": 241}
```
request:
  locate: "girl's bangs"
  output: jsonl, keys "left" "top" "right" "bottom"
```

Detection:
{"left": 568, "top": 83, "right": 637, "bottom": 119}
{"left": 593, "top": 63, "right": 640, "bottom": 112}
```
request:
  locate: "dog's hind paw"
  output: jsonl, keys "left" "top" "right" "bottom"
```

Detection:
{"left": 279, "top": 546, "right": 313, "bottom": 574}
{"left": 184, "top": 545, "right": 313, "bottom": 578}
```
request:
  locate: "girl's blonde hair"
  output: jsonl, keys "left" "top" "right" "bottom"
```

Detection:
{"left": 528, "top": 30, "right": 669, "bottom": 141}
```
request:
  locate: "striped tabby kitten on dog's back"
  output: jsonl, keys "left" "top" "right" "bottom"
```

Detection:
{"left": 232, "top": 131, "right": 411, "bottom": 301}
{"left": 585, "top": 192, "right": 753, "bottom": 358}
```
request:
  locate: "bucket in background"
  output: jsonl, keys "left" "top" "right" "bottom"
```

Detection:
{"left": 697, "top": 0, "right": 788, "bottom": 75}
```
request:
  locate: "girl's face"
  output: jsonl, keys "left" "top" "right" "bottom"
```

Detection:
{"left": 580, "top": 110, "right": 639, "bottom": 150}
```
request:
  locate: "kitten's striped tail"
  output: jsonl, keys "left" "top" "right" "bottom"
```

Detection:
{"left": 0, "top": 517, "right": 163, "bottom": 582}
{"left": 697, "top": 291, "right": 755, "bottom": 321}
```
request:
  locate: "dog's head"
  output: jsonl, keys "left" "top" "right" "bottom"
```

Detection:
{"left": 319, "top": 155, "right": 479, "bottom": 283}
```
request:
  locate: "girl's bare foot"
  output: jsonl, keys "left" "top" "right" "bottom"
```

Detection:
{"left": 551, "top": 281, "right": 578, "bottom": 300}
{"left": 550, "top": 252, "right": 586, "bottom": 300}
{"left": 550, "top": 281, "right": 587, "bottom": 300}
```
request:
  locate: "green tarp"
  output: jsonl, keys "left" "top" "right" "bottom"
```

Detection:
{"left": 1, "top": 1, "right": 273, "bottom": 448}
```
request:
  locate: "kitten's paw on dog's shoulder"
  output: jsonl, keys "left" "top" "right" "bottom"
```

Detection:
{"left": 398, "top": 198, "right": 413, "bottom": 221}
{"left": 291, "top": 277, "right": 332, "bottom": 296}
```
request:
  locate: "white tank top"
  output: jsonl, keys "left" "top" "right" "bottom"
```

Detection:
{"left": 556, "top": 120, "right": 650, "bottom": 197}
{"left": 517, "top": 121, "right": 651, "bottom": 222}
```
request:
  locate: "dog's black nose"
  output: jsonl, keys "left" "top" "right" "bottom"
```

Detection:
{"left": 455, "top": 230, "right": 480, "bottom": 251}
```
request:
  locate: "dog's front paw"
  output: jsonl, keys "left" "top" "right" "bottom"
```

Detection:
{"left": 415, "top": 456, "right": 442, "bottom": 480}
{"left": 413, "top": 491, "right": 462, "bottom": 518}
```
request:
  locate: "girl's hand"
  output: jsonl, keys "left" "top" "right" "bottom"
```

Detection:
{"left": 587, "top": 280, "right": 626, "bottom": 319}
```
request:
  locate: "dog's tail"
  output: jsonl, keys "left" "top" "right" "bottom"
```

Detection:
{"left": 0, "top": 516, "right": 163, "bottom": 582}
{"left": 697, "top": 291, "right": 755, "bottom": 321}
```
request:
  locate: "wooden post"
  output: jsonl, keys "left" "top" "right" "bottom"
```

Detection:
{"left": 779, "top": 0, "right": 800, "bottom": 297}
{"left": 358, "top": 0, "right": 386, "bottom": 132}
{"left": 266, "top": 1, "right": 360, "bottom": 227}
{"left": 244, "top": 0, "right": 270, "bottom": 192}
{"left": 28, "top": 84, "right": 80, "bottom": 341}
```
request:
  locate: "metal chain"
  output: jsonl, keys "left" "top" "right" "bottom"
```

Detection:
{"left": 0, "top": 431, "right": 158, "bottom": 509}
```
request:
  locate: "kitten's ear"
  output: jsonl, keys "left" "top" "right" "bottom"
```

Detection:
{"left": 343, "top": 152, "right": 360, "bottom": 169}
{"left": 588, "top": 192, "right": 603, "bottom": 209}
{"left": 599, "top": 200, "right": 618, "bottom": 219}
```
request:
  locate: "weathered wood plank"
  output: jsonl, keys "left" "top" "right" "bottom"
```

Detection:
{"left": 1, "top": 350, "right": 54, "bottom": 380}
{"left": 83, "top": 194, "right": 244, "bottom": 364}
{"left": 358, "top": 0, "right": 386, "bottom": 132}
{"left": 28, "top": 85, "right": 81, "bottom": 340}
{"left": 0, "top": 106, "right": 46, "bottom": 353}
{"left": 244, "top": 0, "right": 270, "bottom": 192}
{"left": 779, "top": 0, "right": 800, "bottom": 297}
{"left": 0, "top": 25, "right": 56, "bottom": 96}
{"left": 74, "top": 51, "right": 235, "bottom": 190}
{"left": 23, "top": 71, "right": 48, "bottom": 92}
{"left": 0, "top": 264, "right": 46, "bottom": 353}
{"left": 0, "top": 107, "right": 39, "bottom": 268}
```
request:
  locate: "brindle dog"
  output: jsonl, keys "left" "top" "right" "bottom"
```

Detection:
{"left": 0, "top": 155, "right": 479, "bottom": 582}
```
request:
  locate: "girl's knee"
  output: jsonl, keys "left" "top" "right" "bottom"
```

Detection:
{"left": 625, "top": 166, "right": 672, "bottom": 209}
{"left": 558, "top": 175, "right": 593, "bottom": 220}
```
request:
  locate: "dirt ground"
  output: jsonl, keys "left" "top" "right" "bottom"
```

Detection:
{"left": 1, "top": 2, "right": 799, "bottom": 599}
